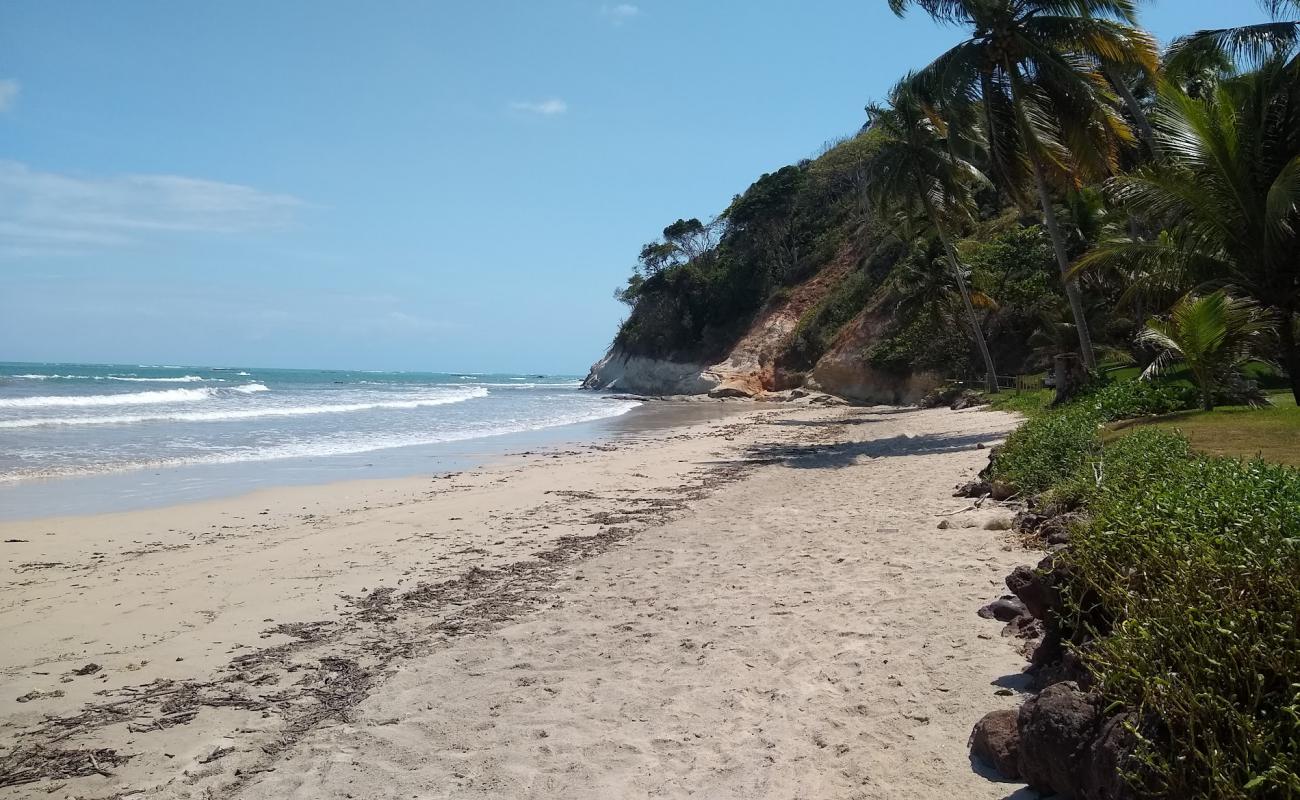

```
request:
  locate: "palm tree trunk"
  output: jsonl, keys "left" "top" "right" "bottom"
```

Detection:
{"left": 1030, "top": 159, "right": 1099, "bottom": 371}
{"left": 921, "top": 194, "right": 999, "bottom": 393}
{"left": 1281, "top": 309, "right": 1300, "bottom": 405}
{"left": 1007, "top": 76, "right": 1098, "bottom": 371}
{"left": 1103, "top": 65, "right": 1159, "bottom": 158}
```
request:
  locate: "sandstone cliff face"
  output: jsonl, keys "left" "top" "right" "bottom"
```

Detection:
{"left": 583, "top": 246, "right": 855, "bottom": 397}
{"left": 585, "top": 245, "right": 941, "bottom": 403}
{"left": 806, "top": 295, "right": 944, "bottom": 404}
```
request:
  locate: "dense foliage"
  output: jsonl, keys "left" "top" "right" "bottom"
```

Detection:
{"left": 1066, "top": 431, "right": 1300, "bottom": 797}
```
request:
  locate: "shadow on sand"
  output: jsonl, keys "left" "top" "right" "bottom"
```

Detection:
{"left": 745, "top": 430, "right": 996, "bottom": 469}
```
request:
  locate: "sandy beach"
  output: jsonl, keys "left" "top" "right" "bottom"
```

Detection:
{"left": 1, "top": 403, "right": 1033, "bottom": 799}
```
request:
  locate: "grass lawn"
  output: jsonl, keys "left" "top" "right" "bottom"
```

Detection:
{"left": 1108, "top": 392, "right": 1300, "bottom": 467}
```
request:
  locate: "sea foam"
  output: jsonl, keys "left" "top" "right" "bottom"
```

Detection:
{"left": 0, "top": 387, "right": 215, "bottom": 409}
{"left": 0, "top": 387, "right": 488, "bottom": 429}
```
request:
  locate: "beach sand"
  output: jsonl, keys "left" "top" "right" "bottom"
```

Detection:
{"left": 1, "top": 403, "right": 1032, "bottom": 799}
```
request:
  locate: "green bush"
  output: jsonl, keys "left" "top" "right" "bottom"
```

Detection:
{"left": 990, "top": 404, "right": 1101, "bottom": 495}
{"left": 1063, "top": 431, "right": 1300, "bottom": 798}
{"left": 1088, "top": 380, "right": 1199, "bottom": 422}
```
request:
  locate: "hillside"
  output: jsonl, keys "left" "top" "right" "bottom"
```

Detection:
{"left": 585, "top": 133, "right": 1059, "bottom": 402}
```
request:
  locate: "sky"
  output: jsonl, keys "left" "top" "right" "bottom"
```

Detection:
{"left": 0, "top": 1, "right": 1275, "bottom": 374}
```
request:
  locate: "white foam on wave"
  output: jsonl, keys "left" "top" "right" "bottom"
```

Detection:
{"left": 0, "top": 387, "right": 216, "bottom": 409}
{"left": 12, "top": 374, "right": 217, "bottom": 383}
{"left": 0, "top": 397, "right": 642, "bottom": 482}
{"left": 107, "top": 375, "right": 207, "bottom": 383}
{"left": 0, "top": 387, "right": 488, "bottom": 429}
{"left": 232, "top": 382, "right": 270, "bottom": 394}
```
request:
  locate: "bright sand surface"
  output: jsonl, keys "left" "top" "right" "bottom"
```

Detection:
{"left": 1, "top": 403, "right": 1033, "bottom": 799}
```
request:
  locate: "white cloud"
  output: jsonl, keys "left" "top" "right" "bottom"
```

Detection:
{"left": 0, "top": 160, "right": 304, "bottom": 258}
{"left": 509, "top": 98, "right": 568, "bottom": 116}
{"left": 0, "top": 79, "right": 19, "bottom": 113}
{"left": 600, "top": 4, "right": 640, "bottom": 24}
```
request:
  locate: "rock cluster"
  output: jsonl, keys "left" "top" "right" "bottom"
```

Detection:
{"left": 965, "top": 480, "right": 1142, "bottom": 799}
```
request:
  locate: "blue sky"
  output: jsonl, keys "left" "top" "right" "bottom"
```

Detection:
{"left": 0, "top": 1, "right": 1273, "bottom": 373}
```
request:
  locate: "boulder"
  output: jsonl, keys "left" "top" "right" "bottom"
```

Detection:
{"left": 1040, "top": 512, "right": 1089, "bottom": 546}
{"left": 1006, "top": 553, "right": 1066, "bottom": 621}
{"left": 1006, "top": 564, "right": 1051, "bottom": 620}
{"left": 1082, "top": 713, "right": 1142, "bottom": 800}
{"left": 707, "top": 383, "right": 756, "bottom": 399}
{"left": 954, "top": 479, "right": 991, "bottom": 498}
{"left": 970, "top": 708, "right": 1021, "bottom": 779}
{"left": 1017, "top": 681, "right": 1103, "bottom": 797}
{"left": 978, "top": 596, "right": 1028, "bottom": 622}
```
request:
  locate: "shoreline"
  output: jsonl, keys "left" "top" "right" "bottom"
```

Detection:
{"left": 0, "top": 398, "right": 762, "bottom": 522}
{"left": 1, "top": 403, "right": 1032, "bottom": 798}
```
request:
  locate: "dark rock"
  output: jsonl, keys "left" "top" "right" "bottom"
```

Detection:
{"left": 1006, "top": 565, "right": 1051, "bottom": 620}
{"left": 1030, "top": 644, "right": 1093, "bottom": 692}
{"left": 979, "top": 596, "right": 1028, "bottom": 623}
{"left": 1017, "top": 681, "right": 1103, "bottom": 796}
{"left": 72, "top": 663, "right": 101, "bottom": 676}
{"left": 1083, "top": 713, "right": 1141, "bottom": 800}
{"left": 1004, "top": 614, "right": 1044, "bottom": 641}
{"left": 970, "top": 708, "right": 1021, "bottom": 779}
{"left": 950, "top": 390, "right": 988, "bottom": 410}
{"left": 1006, "top": 553, "right": 1067, "bottom": 621}
{"left": 1040, "top": 512, "right": 1089, "bottom": 546}
{"left": 1013, "top": 511, "right": 1047, "bottom": 536}
{"left": 954, "top": 479, "right": 991, "bottom": 498}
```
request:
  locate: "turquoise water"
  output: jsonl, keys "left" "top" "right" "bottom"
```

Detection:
{"left": 0, "top": 362, "right": 639, "bottom": 486}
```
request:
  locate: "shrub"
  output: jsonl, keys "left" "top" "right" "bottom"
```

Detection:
{"left": 1064, "top": 433, "right": 1300, "bottom": 798}
{"left": 1088, "top": 380, "right": 1199, "bottom": 422}
{"left": 990, "top": 404, "right": 1101, "bottom": 495}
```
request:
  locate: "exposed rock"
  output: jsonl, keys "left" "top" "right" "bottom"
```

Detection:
{"left": 954, "top": 479, "right": 991, "bottom": 498}
{"left": 1013, "top": 511, "right": 1047, "bottom": 536}
{"left": 1005, "top": 614, "right": 1044, "bottom": 641}
{"left": 1007, "top": 565, "right": 1051, "bottom": 621}
{"left": 582, "top": 349, "right": 717, "bottom": 395}
{"left": 1006, "top": 552, "right": 1065, "bottom": 621}
{"left": 707, "top": 383, "right": 755, "bottom": 399}
{"left": 978, "top": 596, "right": 1027, "bottom": 622}
{"left": 970, "top": 708, "right": 1021, "bottom": 779}
{"left": 1040, "top": 512, "right": 1089, "bottom": 546}
{"left": 806, "top": 294, "right": 944, "bottom": 404}
{"left": 1017, "top": 681, "right": 1103, "bottom": 796}
{"left": 950, "top": 389, "right": 988, "bottom": 410}
{"left": 1084, "top": 714, "right": 1142, "bottom": 800}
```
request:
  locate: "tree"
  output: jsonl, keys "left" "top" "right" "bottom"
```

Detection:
{"left": 1078, "top": 63, "right": 1300, "bottom": 402}
{"left": 888, "top": 0, "right": 1159, "bottom": 371}
{"left": 615, "top": 218, "right": 720, "bottom": 305}
{"left": 863, "top": 78, "right": 1000, "bottom": 391}
{"left": 1137, "top": 291, "right": 1276, "bottom": 411}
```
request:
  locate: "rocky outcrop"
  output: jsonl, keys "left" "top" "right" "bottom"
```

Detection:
{"left": 805, "top": 295, "right": 943, "bottom": 404}
{"left": 581, "top": 350, "right": 716, "bottom": 395}
{"left": 971, "top": 709, "right": 1021, "bottom": 779}
{"left": 585, "top": 242, "right": 944, "bottom": 402}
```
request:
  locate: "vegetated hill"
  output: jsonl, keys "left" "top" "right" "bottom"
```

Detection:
{"left": 585, "top": 131, "right": 1069, "bottom": 402}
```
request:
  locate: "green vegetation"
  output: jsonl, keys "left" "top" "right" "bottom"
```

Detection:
{"left": 1110, "top": 394, "right": 1300, "bottom": 466}
{"left": 986, "top": 377, "right": 1300, "bottom": 797}
{"left": 1067, "top": 432, "right": 1300, "bottom": 797}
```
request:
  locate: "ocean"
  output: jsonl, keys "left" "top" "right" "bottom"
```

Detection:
{"left": 0, "top": 362, "right": 644, "bottom": 517}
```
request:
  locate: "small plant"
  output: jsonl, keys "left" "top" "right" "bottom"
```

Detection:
{"left": 1137, "top": 290, "right": 1276, "bottom": 411}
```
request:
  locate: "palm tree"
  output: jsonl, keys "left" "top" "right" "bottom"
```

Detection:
{"left": 1137, "top": 291, "right": 1276, "bottom": 411}
{"left": 887, "top": 0, "right": 1158, "bottom": 371}
{"left": 1165, "top": 0, "right": 1299, "bottom": 90}
{"left": 1078, "top": 63, "right": 1300, "bottom": 402}
{"left": 863, "top": 78, "right": 1000, "bottom": 392}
